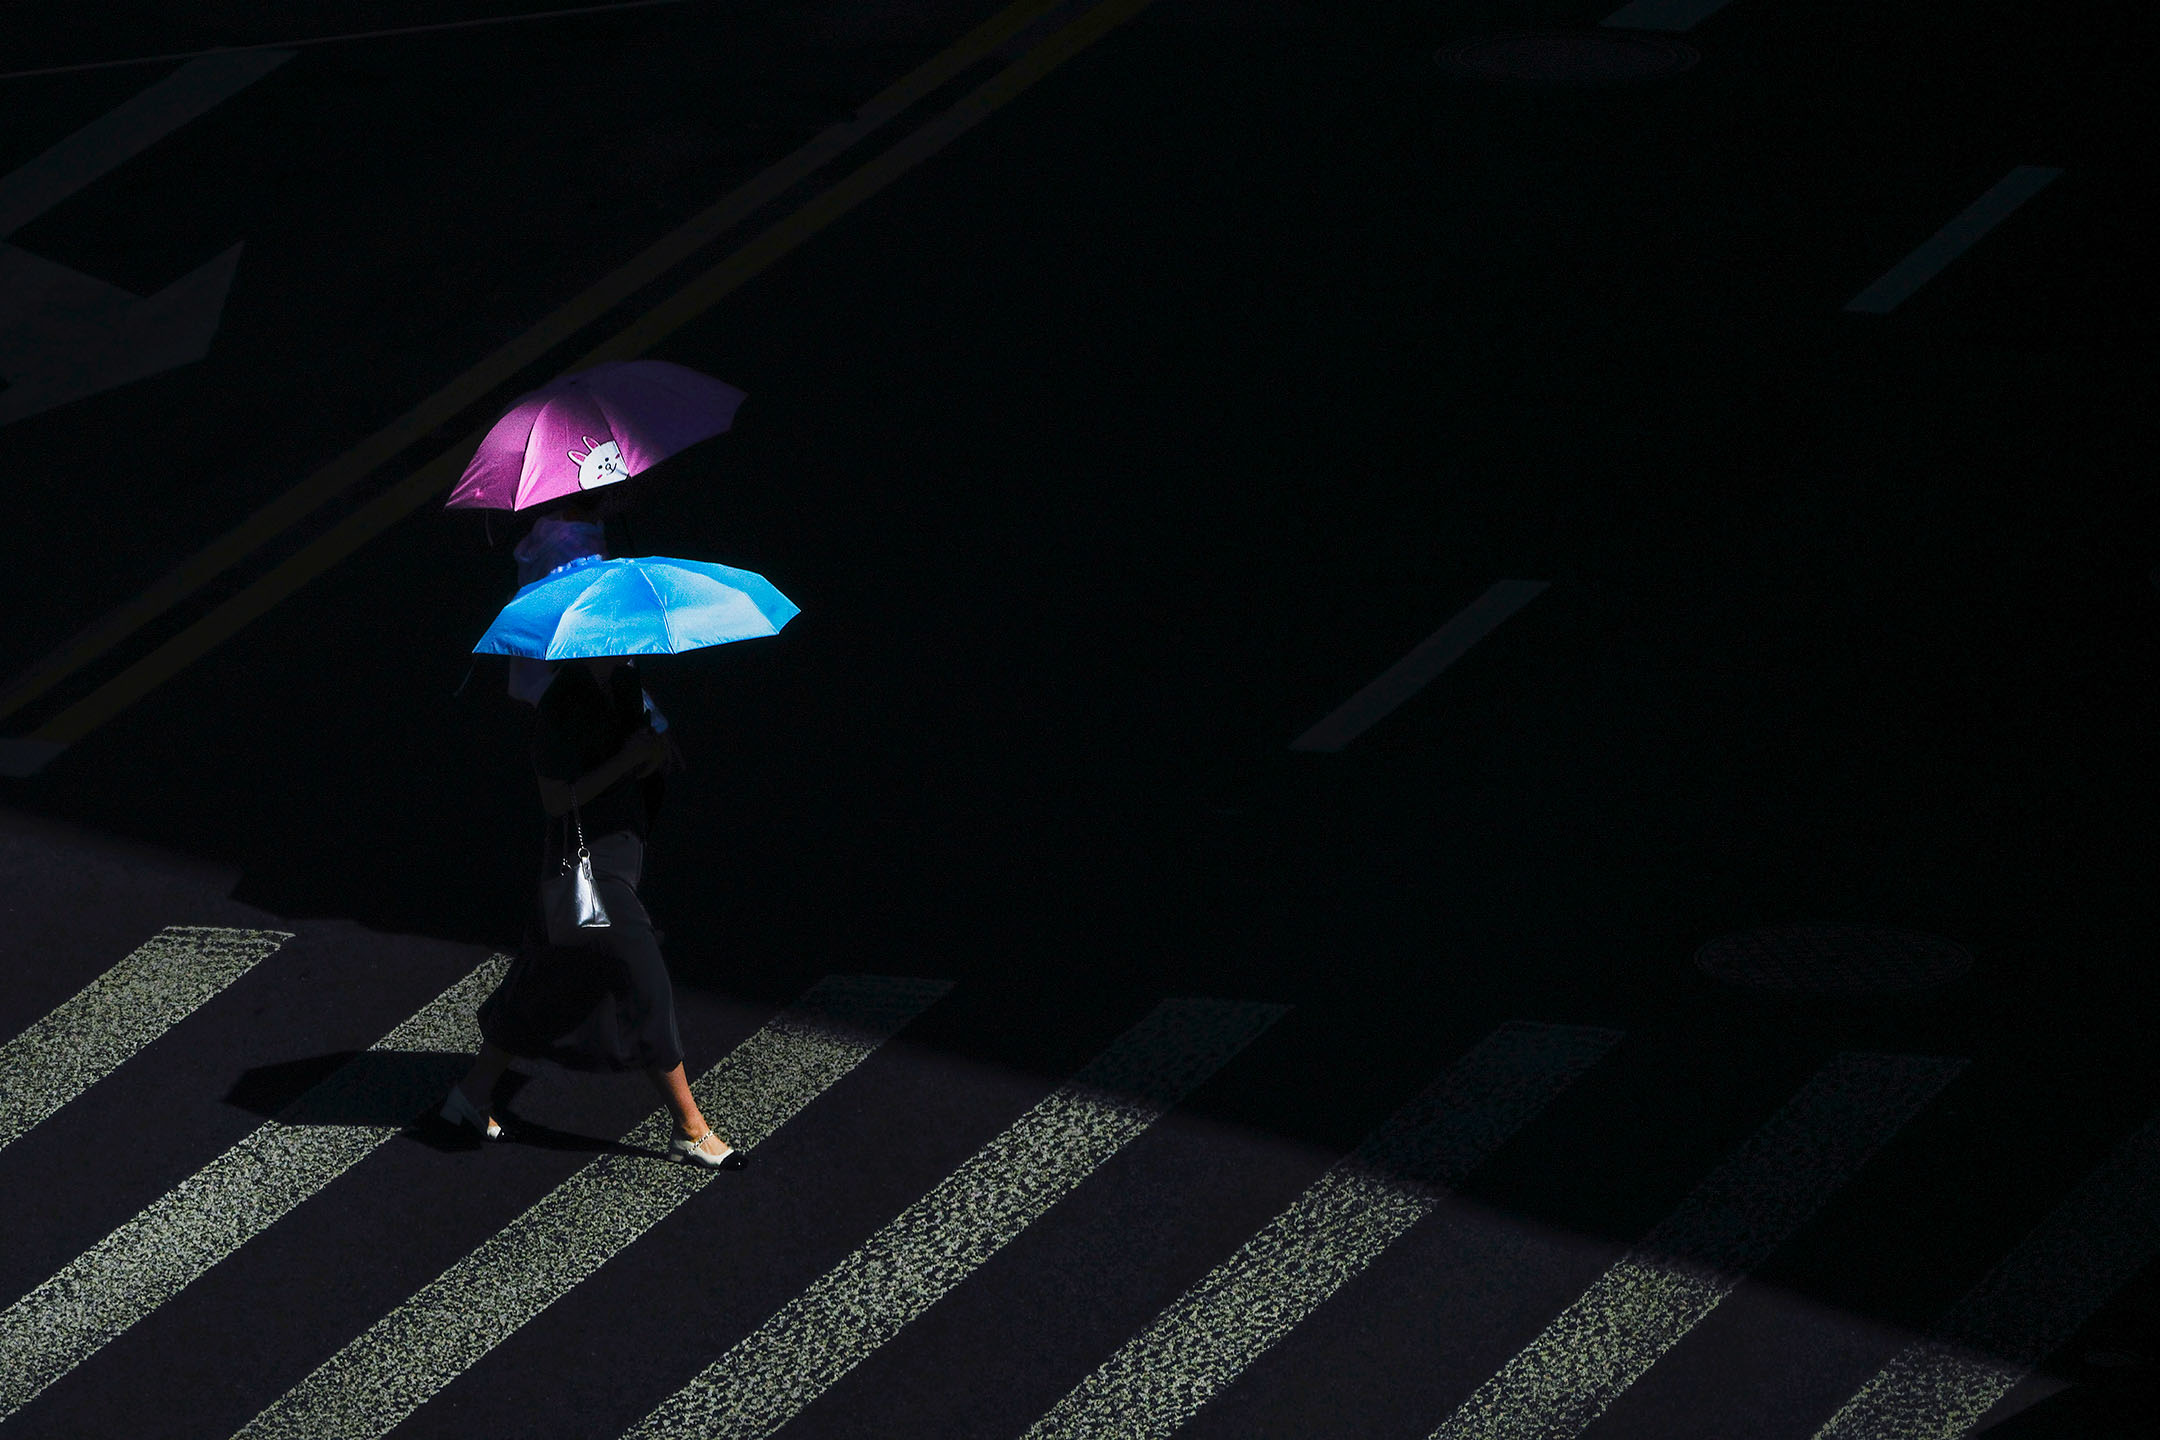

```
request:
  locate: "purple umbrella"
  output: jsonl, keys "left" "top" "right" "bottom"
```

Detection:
{"left": 445, "top": 360, "right": 746, "bottom": 512}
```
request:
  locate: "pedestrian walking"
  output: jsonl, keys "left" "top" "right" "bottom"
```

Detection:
{"left": 441, "top": 554, "right": 796, "bottom": 1165}
{"left": 440, "top": 653, "right": 744, "bottom": 1168}
{"left": 438, "top": 360, "right": 774, "bottom": 1170}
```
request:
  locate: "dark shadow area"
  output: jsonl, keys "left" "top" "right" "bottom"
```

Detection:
{"left": 223, "top": 1051, "right": 658, "bottom": 1159}
{"left": 480, "top": 1109, "right": 664, "bottom": 1161}
{"left": 223, "top": 1049, "right": 469, "bottom": 1127}
{"left": 222, "top": 1050, "right": 367, "bottom": 1118}
{"left": 1985, "top": 1368, "right": 2160, "bottom": 1440}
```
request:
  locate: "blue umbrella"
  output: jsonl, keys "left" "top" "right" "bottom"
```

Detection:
{"left": 473, "top": 555, "right": 799, "bottom": 660}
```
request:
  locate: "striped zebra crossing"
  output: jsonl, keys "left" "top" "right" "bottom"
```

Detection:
{"left": 229, "top": 974, "right": 950, "bottom": 1440}
{"left": 1812, "top": 1106, "right": 2160, "bottom": 1440}
{"left": 1430, "top": 1051, "right": 1967, "bottom": 1440}
{"left": 0, "top": 952, "right": 509, "bottom": 1424}
{"left": 0, "top": 926, "right": 292, "bottom": 1154}
{"left": 1021, "top": 1021, "right": 1622, "bottom": 1440}
{"left": 619, "top": 997, "right": 1287, "bottom": 1440}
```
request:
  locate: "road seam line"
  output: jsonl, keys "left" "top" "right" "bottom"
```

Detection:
{"left": 0, "top": 1, "right": 706, "bottom": 82}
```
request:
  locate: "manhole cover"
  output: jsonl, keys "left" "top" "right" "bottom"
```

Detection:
{"left": 2084, "top": 1349, "right": 2148, "bottom": 1370}
{"left": 1695, "top": 925, "right": 1973, "bottom": 995}
{"left": 1437, "top": 31, "right": 1700, "bottom": 86}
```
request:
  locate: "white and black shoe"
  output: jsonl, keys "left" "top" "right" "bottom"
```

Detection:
{"left": 671, "top": 1127, "right": 746, "bottom": 1169}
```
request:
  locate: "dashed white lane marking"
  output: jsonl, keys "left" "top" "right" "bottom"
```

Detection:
{"left": 0, "top": 953, "right": 510, "bottom": 1424}
{"left": 1599, "top": 0, "right": 1738, "bottom": 30}
{"left": 230, "top": 975, "right": 950, "bottom": 1440}
{"left": 1430, "top": 1052, "right": 1967, "bottom": 1440}
{"left": 1290, "top": 581, "right": 1548, "bottom": 752}
{"left": 0, "top": 926, "right": 292, "bottom": 1155}
{"left": 0, "top": 50, "right": 292, "bottom": 236}
{"left": 1843, "top": 167, "right": 2063, "bottom": 315}
{"left": 1022, "top": 1021, "right": 1622, "bottom": 1440}
{"left": 1811, "top": 1109, "right": 2160, "bottom": 1440}
{"left": 620, "top": 997, "right": 1287, "bottom": 1440}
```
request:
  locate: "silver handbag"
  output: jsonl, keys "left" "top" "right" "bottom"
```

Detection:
{"left": 540, "top": 799, "right": 611, "bottom": 945}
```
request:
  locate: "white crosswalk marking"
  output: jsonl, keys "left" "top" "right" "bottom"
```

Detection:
{"left": 0, "top": 953, "right": 509, "bottom": 1423}
{"left": 621, "top": 997, "right": 1287, "bottom": 1440}
{"left": 1023, "top": 1022, "right": 1622, "bottom": 1440}
{"left": 1812, "top": 1108, "right": 2160, "bottom": 1440}
{"left": 229, "top": 975, "right": 950, "bottom": 1440}
{"left": 1600, "top": 0, "right": 1738, "bottom": 30}
{"left": 1842, "top": 166, "right": 2063, "bottom": 315}
{"left": 1290, "top": 581, "right": 1548, "bottom": 752}
{"left": 0, "top": 926, "right": 293, "bottom": 1154}
{"left": 1430, "top": 1052, "right": 1967, "bottom": 1440}
{"left": 0, "top": 51, "right": 292, "bottom": 238}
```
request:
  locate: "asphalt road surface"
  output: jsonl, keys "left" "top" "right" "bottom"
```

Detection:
{"left": 3, "top": 1, "right": 2158, "bottom": 1437}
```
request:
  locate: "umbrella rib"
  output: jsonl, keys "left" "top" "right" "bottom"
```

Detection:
{"left": 516, "top": 398, "right": 563, "bottom": 511}
{"left": 636, "top": 566, "right": 678, "bottom": 654}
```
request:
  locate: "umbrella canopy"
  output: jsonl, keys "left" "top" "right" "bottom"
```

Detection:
{"left": 473, "top": 555, "right": 798, "bottom": 660}
{"left": 445, "top": 360, "right": 747, "bottom": 512}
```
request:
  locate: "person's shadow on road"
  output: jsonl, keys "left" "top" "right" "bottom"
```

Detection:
{"left": 222, "top": 1051, "right": 658, "bottom": 1159}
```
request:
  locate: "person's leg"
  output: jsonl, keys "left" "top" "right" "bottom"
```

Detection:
{"left": 456, "top": 1042, "right": 514, "bottom": 1119}
{"left": 599, "top": 840, "right": 732, "bottom": 1165}
{"left": 646, "top": 1062, "right": 733, "bottom": 1158}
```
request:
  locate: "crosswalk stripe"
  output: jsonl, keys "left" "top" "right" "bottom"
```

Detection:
{"left": 1599, "top": 0, "right": 1737, "bottom": 30}
{"left": 0, "top": 952, "right": 510, "bottom": 1424}
{"left": 1811, "top": 1108, "right": 2160, "bottom": 1440}
{"left": 1431, "top": 1051, "right": 1967, "bottom": 1440}
{"left": 1022, "top": 1021, "right": 1623, "bottom": 1440}
{"left": 1842, "top": 167, "right": 2063, "bottom": 316}
{"left": 620, "top": 997, "right": 1288, "bottom": 1440}
{"left": 0, "top": 926, "right": 294, "bottom": 1155}
{"left": 229, "top": 974, "right": 951, "bottom": 1440}
{"left": 1289, "top": 581, "right": 1548, "bottom": 752}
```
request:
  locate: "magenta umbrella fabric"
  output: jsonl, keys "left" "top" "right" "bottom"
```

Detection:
{"left": 445, "top": 360, "right": 747, "bottom": 512}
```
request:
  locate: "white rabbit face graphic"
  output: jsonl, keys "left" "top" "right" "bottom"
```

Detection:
{"left": 567, "top": 435, "right": 628, "bottom": 490}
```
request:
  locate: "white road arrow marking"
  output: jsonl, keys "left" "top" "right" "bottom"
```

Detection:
{"left": 0, "top": 48, "right": 290, "bottom": 426}
{"left": 0, "top": 241, "right": 245, "bottom": 426}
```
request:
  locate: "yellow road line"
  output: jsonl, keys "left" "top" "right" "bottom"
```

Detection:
{"left": 22, "top": 0, "right": 1154, "bottom": 757}
{"left": 0, "top": 0, "right": 1064, "bottom": 729}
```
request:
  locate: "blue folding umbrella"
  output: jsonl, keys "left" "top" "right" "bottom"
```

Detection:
{"left": 473, "top": 555, "right": 799, "bottom": 660}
